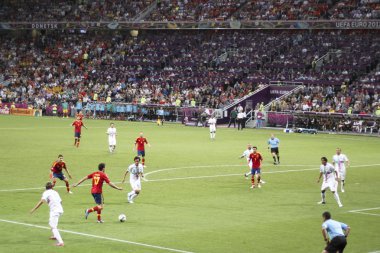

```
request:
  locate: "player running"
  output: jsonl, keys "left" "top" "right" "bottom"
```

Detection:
{"left": 247, "top": 146, "right": 263, "bottom": 189}
{"left": 50, "top": 154, "right": 72, "bottom": 194}
{"left": 106, "top": 122, "right": 117, "bottom": 153}
{"left": 71, "top": 116, "right": 87, "bottom": 147}
{"left": 134, "top": 132, "right": 151, "bottom": 166}
{"left": 208, "top": 115, "right": 217, "bottom": 140}
{"left": 317, "top": 157, "right": 343, "bottom": 207}
{"left": 268, "top": 134, "right": 280, "bottom": 165}
{"left": 332, "top": 148, "right": 350, "bottom": 193}
{"left": 30, "top": 182, "right": 65, "bottom": 247}
{"left": 73, "top": 163, "right": 122, "bottom": 223}
{"left": 122, "top": 156, "right": 144, "bottom": 204}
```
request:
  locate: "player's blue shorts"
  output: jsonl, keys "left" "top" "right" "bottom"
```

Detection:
{"left": 137, "top": 150, "right": 145, "bottom": 157}
{"left": 251, "top": 168, "right": 261, "bottom": 175}
{"left": 53, "top": 172, "right": 66, "bottom": 180}
{"left": 75, "top": 132, "right": 81, "bottom": 138}
{"left": 92, "top": 193, "right": 103, "bottom": 205}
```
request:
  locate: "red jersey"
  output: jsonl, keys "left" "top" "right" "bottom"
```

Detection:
{"left": 87, "top": 171, "right": 110, "bottom": 194}
{"left": 72, "top": 120, "right": 83, "bottom": 133}
{"left": 135, "top": 137, "right": 148, "bottom": 151}
{"left": 51, "top": 161, "right": 66, "bottom": 174}
{"left": 249, "top": 152, "right": 263, "bottom": 169}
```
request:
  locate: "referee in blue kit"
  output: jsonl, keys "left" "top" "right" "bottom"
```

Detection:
{"left": 267, "top": 134, "right": 280, "bottom": 165}
{"left": 321, "top": 211, "right": 351, "bottom": 253}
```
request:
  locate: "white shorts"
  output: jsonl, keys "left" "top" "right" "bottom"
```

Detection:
{"left": 130, "top": 179, "right": 141, "bottom": 191}
{"left": 209, "top": 125, "right": 216, "bottom": 133}
{"left": 321, "top": 181, "right": 338, "bottom": 192}
{"left": 49, "top": 212, "right": 62, "bottom": 229}
{"left": 338, "top": 168, "right": 346, "bottom": 180}
{"left": 108, "top": 137, "right": 116, "bottom": 146}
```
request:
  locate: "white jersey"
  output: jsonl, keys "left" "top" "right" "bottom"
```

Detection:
{"left": 42, "top": 189, "right": 63, "bottom": 214}
{"left": 242, "top": 149, "right": 253, "bottom": 162}
{"left": 332, "top": 154, "right": 348, "bottom": 171}
{"left": 208, "top": 118, "right": 216, "bottom": 132}
{"left": 107, "top": 127, "right": 117, "bottom": 145}
{"left": 320, "top": 163, "right": 337, "bottom": 184}
{"left": 128, "top": 163, "right": 144, "bottom": 181}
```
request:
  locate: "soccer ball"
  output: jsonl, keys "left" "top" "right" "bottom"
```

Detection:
{"left": 118, "top": 214, "right": 127, "bottom": 222}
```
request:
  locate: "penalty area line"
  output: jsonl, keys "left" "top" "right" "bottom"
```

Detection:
{"left": 0, "top": 219, "right": 195, "bottom": 253}
{"left": 348, "top": 207, "right": 380, "bottom": 217}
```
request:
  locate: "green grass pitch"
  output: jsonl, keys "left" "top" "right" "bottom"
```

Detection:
{"left": 0, "top": 115, "right": 379, "bottom": 253}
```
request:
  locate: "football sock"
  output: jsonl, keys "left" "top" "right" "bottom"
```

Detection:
{"left": 257, "top": 176, "right": 261, "bottom": 183}
{"left": 273, "top": 156, "right": 276, "bottom": 162}
{"left": 142, "top": 158, "right": 145, "bottom": 166}
{"left": 109, "top": 146, "right": 112, "bottom": 152}
{"left": 333, "top": 192, "right": 342, "bottom": 205}
{"left": 74, "top": 139, "right": 77, "bottom": 145}
{"left": 76, "top": 140, "right": 80, "bottom": 147}
{"left": 97, "top": 210, "right": 102, "bottom": 221}
{"left": 65, "top": 182, "right": 70, "bottom": 192}
{"left": 52, "top": 179, "right": 56, "bottom": 187}
{"left": 131, "top": 193, "right": 138, "bottom": 200}
{"left": 277, "top": 156, "right": 280, "bottom": 162}
{"left": 52, "top": 228, "right": 63, "bottom": 244}
{"left": 321, "top": 192, "right": 326, "bottom": 202}
{"left": 251, "top": 175, "right": 255, "bottom": 185}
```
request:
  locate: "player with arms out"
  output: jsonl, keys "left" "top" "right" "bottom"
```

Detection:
{"left": 73, "top": 163, "right": 122, "bottom": 223}
{"left": 134, "top": 132, "right": 151, "bottom": 166}
{"left": 30, "top": 182, "right": 65, "bottom": 246}
{"left": 332, "top": 148, "right": 350, "bottom": 193}
{"left": 122, "top": 156, "right": 144, "bottom": 203}
{"left": 106, "top": 122, "right": 117, "bottom": 153}
{"left": 317, "top": 157, "right": 343, "bottom": 207}
{"left": 248, "top": 146, "right": 263, "bottom": 189}
{"left": 208, "top": 115, "right": 217, "bottom": 140}
{"left": 268, "top": 134, "right": 280, "bottom": 165}
{"left": 50, "top": 154, "right": 72, "bottom": 194}
{"left": 71, "top": 116, "right": 87, "bottom": 147}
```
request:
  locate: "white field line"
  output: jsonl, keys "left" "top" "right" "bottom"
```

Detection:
{"left": 348, "top": 207, "right": 380, "bottom": 217}
{"left": 0, "top": 126, "right": 106, "bottom": 130}
{"left": 1, "top": 164, "right": 379, "bottom": 192}
{"left": 0, "top": 219, "right": 195, "bottom": 253}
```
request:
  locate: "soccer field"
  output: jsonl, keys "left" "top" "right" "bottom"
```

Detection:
{"left": 0, "top": 115, "right": 379, "bottom": 253}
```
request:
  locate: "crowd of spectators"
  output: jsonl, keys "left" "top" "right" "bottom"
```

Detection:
{"left": 1, "top": 0, "right": 379, "bottom": 22}
{"left": 0, "top": 30, "right": 379, "bottom": 122}
{"left": 0, "top": 0, "right": 153, "bottom": 22}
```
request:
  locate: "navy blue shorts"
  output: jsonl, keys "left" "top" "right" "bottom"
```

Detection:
{"left": 92, "top": 193, "right": 103, "bottom": 205}
{"left": 270, "top": 147, "right": 279, "bottom": 154}
{"left": 251, "top": 168, "right": 261, "bottom": 175}
{"left": 53, "top": 172, "right": 66, "bottom": 180}
{"left": 137, "top": 150, "right": 145, "bottom": 157}
{"left": 75, "top": 132, "right": 81, "bottom": 138}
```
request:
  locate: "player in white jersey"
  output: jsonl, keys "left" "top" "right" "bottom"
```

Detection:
{"left": 30, "top": 182, "right": 64, "bottom": 246}
{"left": 332, "top": 148, "right": 349, "bottom": 193}
{"left": 241, "top": 144, "right": 266, "bottom": 183}
{"left": 106, "top": 122, "right": 117, "bottom": 153}
{"left": 122, "top": 156, "right": 144, "bottom": 203}
{"left": 208, "top": 115, "right": 217, "bottom": 140}
{"left": 317, "top": 157, "right": 343, "bottom": 207}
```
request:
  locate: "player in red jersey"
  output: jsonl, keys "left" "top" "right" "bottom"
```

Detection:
{"left": 248, "top": 146, "right": 263, "bottom": 189}
{"left": 50, "top": 154, "right": 73, "bottom": 193}
{"left": 71, "top": 116, "right": 87, "bottom": 147}
{"left": 73, "top": 163, "right": 122, "bottom": 223}
{"left": 134, "top": 132, "right": 151, "bottom": 166}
